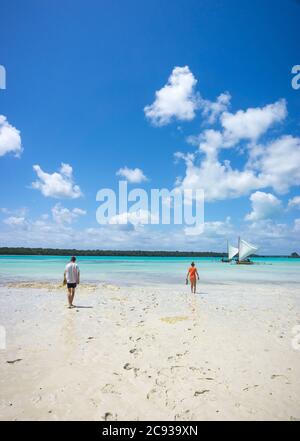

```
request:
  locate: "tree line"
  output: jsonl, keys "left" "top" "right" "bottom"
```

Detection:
{"left": 0, "top": 247, "right": 298, "bottom": 258}
{"left": 0, "top": 247, "right": 226, "bottom": 257}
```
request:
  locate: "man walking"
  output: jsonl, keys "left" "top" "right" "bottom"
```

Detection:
{"left": 64, "top": 256, "right": 80, "bottom": 308}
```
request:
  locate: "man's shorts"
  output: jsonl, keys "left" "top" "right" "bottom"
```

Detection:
{"left": 67, "top": 283, "right": 77, "bottom": 289}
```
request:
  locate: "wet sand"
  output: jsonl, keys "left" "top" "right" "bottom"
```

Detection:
{"left": 0, "top": 281, "right": 299, "bottom": 420}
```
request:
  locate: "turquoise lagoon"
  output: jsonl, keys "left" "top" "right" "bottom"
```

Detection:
{"left": 0, "top": 255, "right": 299, "bottom": 286}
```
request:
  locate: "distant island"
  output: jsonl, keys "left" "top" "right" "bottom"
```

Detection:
{"left": 0, "top": 247, "right": 226, "bottom": 257}
{"left": 0, "top": 247, "right": 298, "bottom": 258}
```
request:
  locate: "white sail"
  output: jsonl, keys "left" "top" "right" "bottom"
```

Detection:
{"left": 238, "top": 238, "right": 258, "bottom": 261}
{"left": 228, "top": 242, "right": 239, "bottom": 260}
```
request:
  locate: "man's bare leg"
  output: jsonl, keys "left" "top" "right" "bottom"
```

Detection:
{"left": 71, "top": 287, "right": 76, "bottom": 306}
{"left": 67, "top": 288, "right": 73, "bottom": 308}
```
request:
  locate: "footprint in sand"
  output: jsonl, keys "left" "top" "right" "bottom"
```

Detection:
{"left": 86, "top": 337, "right": 94, "bottom": 343}
{"left": 6, "top": 359, "right": 22, "bottom": 364}
{"left": 174, "top": 410, "right": 191, "bottom": 421}
{"left": 123, "top": 363, "right": 134, "bottom": 370}
{"left": 194, "top": 390, "right": 210, "bottom": 396}
{"left": 243, "top": 385, "right": 259, "bottom": 391}
{"left": 271, "top": 374, "right": 288, "bottom": 380}
{"left": 101, "top": 384, "right": 120, "bottom": 395}
{"left": 103, "top": 412, "right": 117, "bottom": 421}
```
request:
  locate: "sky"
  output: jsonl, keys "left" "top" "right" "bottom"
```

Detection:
{"left": 0, "top": 0, "right": 299, "bottom": 253}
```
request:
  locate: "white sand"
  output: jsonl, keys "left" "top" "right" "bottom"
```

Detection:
{"left": 0, "top": 281, "right": 299, "bottom": 421}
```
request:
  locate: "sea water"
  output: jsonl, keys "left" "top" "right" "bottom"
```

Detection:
{"left": 0, "top": 255, "right": 299, "bottom": 286}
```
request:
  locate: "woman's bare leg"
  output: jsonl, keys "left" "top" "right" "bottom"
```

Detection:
{"left": 191, "top": 280, "right": 195, "bottom": 293}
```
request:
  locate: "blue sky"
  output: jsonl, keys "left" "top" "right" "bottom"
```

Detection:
{"left": 0, "top": 0, "right": 299, "bottom": 253}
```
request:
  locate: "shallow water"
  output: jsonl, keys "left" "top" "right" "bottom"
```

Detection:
{"left": 0, "top": 255, "right": 299, "bottom": 286}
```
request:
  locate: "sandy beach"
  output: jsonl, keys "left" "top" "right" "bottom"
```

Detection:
{"left": 0, "top": 281, "right": 300, "bottom": 421}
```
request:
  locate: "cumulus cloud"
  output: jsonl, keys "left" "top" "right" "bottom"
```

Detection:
{"left": 245, "top": 191, "right": 282, "bottom": 221}
{"left": 109, "top": 209, "right": 159, "bottom": 227}
{"left": 144, "top": 66, "right": 199, "bottom": 126}
{"left": 72, "top": 207, "right": 87, "bottom": 216}
{"left": 116, "top": 166, "right": 148, "bottom": 183}
{"left": 198, "top": 129, "right": 224, "bottom": 159}
{"left": 32, "top": 163, "right": 82, "bottom": 199}
{"left": 176, "top": 147, "right": 260, "bottom": 201}
{"left": 254, "top": 136, "right": 300, "bottom": 194}
{"left": 221, "top": 99, "right": 287, "bottom": 145}
{"left": 3, "top": 216, "right": 26, "bottom": 227}
{"left": 175, "top": 96, "right": 300, "bottom": 201}
{"left": 184, "top": 216, "right": 233, "bottom": 237}
{"left": 0, "top": 115, "right": 22, "bottom": 157}
{"left": 0, "top": 207, "right": 28, "bottom": 216}
{"left": 51, "top": 203, "right": 86, "bottom": 224}
{"left": 201, "top": 92, "right": 231, "bottom": 124}
{"left": 293, "top": 219, "right": 300, "bottom": 232}
{"left": 1, "top": 208, "right": 299, "bottom": 254}
{"left": 288, "top": 196, "right": 300, "bottom": 210}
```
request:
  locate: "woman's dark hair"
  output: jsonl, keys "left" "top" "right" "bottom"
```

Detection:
{"left": 191, "top": 261, "right": 195, "bottom": 267}
{"left": 71, "top": 256, "right": 76, "bottom": 262}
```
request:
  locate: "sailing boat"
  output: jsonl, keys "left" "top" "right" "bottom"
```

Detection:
{"left": 221, "top": 241, "right": 239, "bottom": 262}
{"left": 237, "top": 237, "right": 258, "bottom": 264}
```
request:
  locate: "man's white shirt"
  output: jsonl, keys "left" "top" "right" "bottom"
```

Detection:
{"left": 65, "top": 262, "right": 80, "bottom": 283}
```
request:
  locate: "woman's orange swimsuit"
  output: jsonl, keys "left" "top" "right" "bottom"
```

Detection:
{"left": 188, "top": 267, "right": 197, "bottom": 281}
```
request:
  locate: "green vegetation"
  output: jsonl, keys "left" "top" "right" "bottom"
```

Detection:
{"left": 0, "top": 247, "right": 226, "bottom": 257}
{"left": 0, "top": 247, "right": 297, "bottom": 257}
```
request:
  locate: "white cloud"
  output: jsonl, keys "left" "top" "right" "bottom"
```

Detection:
{"left": 51, "top": 204, "right": 86, "bottom": 224}
{"left": 176, "top": 148, "right": 260, "bottom": 201}
{"left": 198, "top": 129, "right": 224, "bottom": 159}
{"left": 255, "top": 136, "right": 300, "bottom": 194}
{"left": 116, "top": 166, "right": 148, "bottom": 183}
{"left": 0, "top": 115, "right": 22, "bottom": 157}
{"left": 1, "top": 209, "right": 299, "bottom": 254}
{"left": 144, "top": 66, "right": 199, "bottom": 126}
{"left": 3, "top": 216, "right": 26, "bottom": 227}
{"left": 175, "top": 97, "right": 300, "bottom": 201}
{"left": 288, "top": 196, "right": 300, "bottom": 209}
{"left": 201, "top": 92, "right": 231, "bottom": 124}
{"left": 245, "top": 191, "right": 282, "bottom": 221}
{"left": 109, "top": 209, "right": 158, "bottom": 227}
{"left": 0, "top": 207, "right": 28, "bottom": 216}
{"left": 184, "top": 216, "right": 233, "bottom": 237}
{"left": 293, "top": 219, "right": 300, "bottom": 232}
{"left": 32, "top": 163, "right": 82, "bottom": 199}
{"left": 72, "top": 207, "right": 87, "bottom": 216}
{"left": 221, "top": 99, "right": 287, "bottom": 145}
